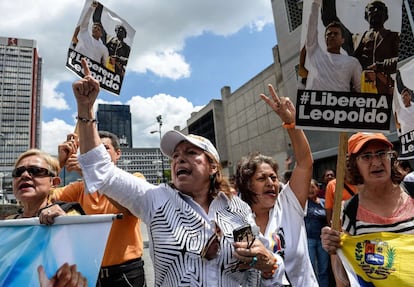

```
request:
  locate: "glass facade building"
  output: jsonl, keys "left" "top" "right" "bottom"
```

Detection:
{"left": 97, "top": 103, "right": 133, "bottom": 147}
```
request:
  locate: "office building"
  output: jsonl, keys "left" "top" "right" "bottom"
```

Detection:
{"left": 119, "top": 147, "right": 169, "bottom": 184}
{"left": 97, "top": 103, "right": 133, "bottom": 147}
{"left": 0, "top": 36, "right": 42, "bottom": 193}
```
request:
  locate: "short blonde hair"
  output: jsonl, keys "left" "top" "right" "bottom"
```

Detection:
{"left": 14, "top": 149, "right": 60, "bottom": 176}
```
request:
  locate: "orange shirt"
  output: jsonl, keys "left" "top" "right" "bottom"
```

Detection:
{"left": 325, "top": 178, "right": 358, "bottom": 210}
{"left": 52, "top": 173, "right": 145, "bottom": 267}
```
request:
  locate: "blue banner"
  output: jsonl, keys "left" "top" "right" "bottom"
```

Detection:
{"left": 0, "top": 215, "right": 114, "bottom": 286}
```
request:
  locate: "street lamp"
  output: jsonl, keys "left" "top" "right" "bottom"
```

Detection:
{"left": 150, "top": 115, "right": 166, "bottom": 183}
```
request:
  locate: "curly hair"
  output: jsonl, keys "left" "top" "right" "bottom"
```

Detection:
{"left": 347, "top": 151, "right": 406, "bottom": 185}
{"left": 235, "top": 152, "right": 279, "bottom": 206}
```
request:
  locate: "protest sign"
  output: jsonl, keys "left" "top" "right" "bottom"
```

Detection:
{"left": 296, "top": 0, "right": 402, "bottom": 132}
{"left": 393, "top": 57, "right": 414, "bottom": 160}
{"left": 66, "top": 0, "right": 135, "bottom": 95}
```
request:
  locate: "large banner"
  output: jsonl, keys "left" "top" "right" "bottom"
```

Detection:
{"left": 337, "top": 232, "right": 414, "bottom": 286}
{"left": 393, "top": 57, "right": 414, "bottom": 160}
{"left": 296, "top": 0, "right": 402, "bottom": 132}
{"left": 66, "top": 0, "right": 135, "bottom": 95}
{"left": 0, "top": 215, "right": 114, "bottom": 286}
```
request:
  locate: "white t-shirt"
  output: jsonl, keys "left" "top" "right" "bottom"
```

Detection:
{"left": 263, "top": 184, "right": 319, "bottom": 286}
{"left": 305, "top": 2, "right": 361, "bottom": 92}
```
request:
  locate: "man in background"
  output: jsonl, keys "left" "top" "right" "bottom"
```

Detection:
{"left": 54, "top": 131, "right": 146, "bottom": 287}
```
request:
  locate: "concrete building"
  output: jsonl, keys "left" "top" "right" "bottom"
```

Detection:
{"left": 0, "top": 36, "right": 42, "bottom": 193}
{"left": 180, "top": 1, "right": 414, "bottom": 180}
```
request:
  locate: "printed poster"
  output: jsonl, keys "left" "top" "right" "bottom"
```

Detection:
{"left": 393, "top": 57, "right": 414, "bottom": 160}
{"left": 66, "top": 0, "right": 135, "bottom": 95}
{"left": 0, "top": 215, "right": 114, "bottom": 286}
{"left": 296, "top": 0, "right": 402, "bottom": 132}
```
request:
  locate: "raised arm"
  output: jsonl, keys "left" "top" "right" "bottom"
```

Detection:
{"left": 260, "top": 84, "right": 313, "bottom": 208}
{"left": 92, "top": 2, "right": 108, "bottom": 44}
{"left": 321, "top": 0, "right": 354, "bottom": 55}
{"left": 72, "top": 58, "right": 101, "bottom": 154}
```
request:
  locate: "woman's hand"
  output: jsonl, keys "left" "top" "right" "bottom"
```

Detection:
{"left": 321, "top": 226, "right": 342, "bottom": 254}
{"left": 38, "top": 204, "right": 66, "bottom": 225}
{"left": 233, "top": 239, "right": 278, "bottom": 274}
{"left": 38, "top": 263, "right": 87, "bottom": 287}
{"left": 72, "top": 58, "right": 100, "bottom": 115}
{"left": 260, "top": 84, "right": 295, "bottom": 125}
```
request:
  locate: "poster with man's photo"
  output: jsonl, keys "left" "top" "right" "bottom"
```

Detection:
{"left": 66, "top": 0, "right": 135, "bottom": 95}
{"left": 296, "top": 0, "right": 402, "bottom": 132}
{"left": 393, "top": 57, "right": 414, "bottom": 159}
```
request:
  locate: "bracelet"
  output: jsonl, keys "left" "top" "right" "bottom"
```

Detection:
{"left": 262, "top": 257, "right": 278, "bottom": 279}
{"left": 76, "top": 116, "right": 97, "bottom": 123}
{"left": 282, "top": 122, "right": 295, "bottom": 129}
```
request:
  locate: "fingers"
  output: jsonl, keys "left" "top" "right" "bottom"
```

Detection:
{"left": 39, "top": 205, "right": 66, "bottom": 225}
{"left": 55, "top": 264, "right": 87, "bottom": 287}
{"left": 267, "top": 83, "right": 280, "bottom": 103}
{"left": 81, "top": 58, "right": 90, "bottom": 77}
{"left": 38, "top": 265, "right": 55, "bottom": 287}
{"left": 321, "top": 226, "right": 341, "bottom": 254}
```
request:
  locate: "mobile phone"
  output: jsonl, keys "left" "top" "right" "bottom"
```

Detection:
{"left": 233, "top": 224, "right": 254, "bottom": 243}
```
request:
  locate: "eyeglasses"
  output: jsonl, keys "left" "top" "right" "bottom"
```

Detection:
{"left": 357, "top": 151, "right": 394, "bottom": 162}
{"left": 201, "top": 223, "right": 221, "bottom": 260}
{"left": 12, "top": 166, "right": 55, "bottom": 178}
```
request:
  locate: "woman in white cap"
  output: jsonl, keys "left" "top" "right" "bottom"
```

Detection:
{"left": 71, "top": 59, "right": 289, "bottom": 286}
{"left": 321, "top": 132, "right": 412, "bottom": 285}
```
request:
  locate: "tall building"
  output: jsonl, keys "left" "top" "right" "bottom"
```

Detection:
{"left": 0, "top": 37, "right": 42, "bottom": 193}
{"left": 97, "top": 103, "right": 133, "bottom": 147}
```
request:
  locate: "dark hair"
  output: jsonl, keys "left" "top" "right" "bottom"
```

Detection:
{"left": 93, "top": 22, "right": 104, "bottom": 30}
{"left": 347, "top": 151, "right": 406, "bottom": 185}
{"left": 115, "top": 25, "right": 127, "bottom": 34}
{"left": 365, "top": 1, "right": 388, "bottom": 22}
{"left": 402, "top": 88, "right": 414, "bottom": 102}
{"left": 325, "top": 21, "right": 344, "bottom": 37}
{"left": 98, "top": 131, "right": 120, "bottom": 151}
{"left": 235, "top": 152, "right": 279, "bottom": 206}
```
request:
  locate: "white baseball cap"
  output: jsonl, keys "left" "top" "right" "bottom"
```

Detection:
{"left": 160, "top": 130, "right": 220, "bottom": 162}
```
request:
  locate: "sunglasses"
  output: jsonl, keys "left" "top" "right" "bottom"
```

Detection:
{"left": 201, "top": 223, "right": 221, "bottom": 260}
{"left": 12, "top": 166, "right": 55, "bottom": 178}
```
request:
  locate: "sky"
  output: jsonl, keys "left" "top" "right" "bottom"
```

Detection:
{"left": 1, "top": 0, "right": 277, "bottom": 155}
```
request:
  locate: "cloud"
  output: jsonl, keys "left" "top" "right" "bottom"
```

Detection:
{"left": 41, "top": 118, "right": 77, "bottom": 156}
{"left": 3, "top": 0, "right": 272, "bottom": 152}
{"left": 42, "top": 80, "right": 70, "bottom": 110}
{"left": 41, "top": 93, "right": 203, "bottom": 154}
{"left": 133, "top": 50, "right": 191, "bottom": 80}
{"left": 0, "top": 0, "right": 272, "bottom": 83}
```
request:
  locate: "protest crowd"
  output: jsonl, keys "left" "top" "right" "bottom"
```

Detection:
{"left": 3, "top": 0, "right": 414, "bottom": 286}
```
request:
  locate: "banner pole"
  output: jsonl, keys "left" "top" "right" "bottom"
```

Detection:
{"left": 332, "top": 132, "right": 348, "bottom": 231}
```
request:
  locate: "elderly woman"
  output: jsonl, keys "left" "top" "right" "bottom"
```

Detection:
{"left": 235, "top": 85, "right": 318, "bottom": 286}
{"left": 8, "top": 149, "right": 87, "bottom": 286}
{"left": 71, "top": 59, "right": 288, "bottom": 286}
{"left": 321, "top": 132, "right": 412, "bottom": 285}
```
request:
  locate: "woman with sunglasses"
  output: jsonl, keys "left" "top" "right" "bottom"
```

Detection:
{"left": 8, "top": 148, "right": 87, "bottom": 286}
{"left": 235, "top": 85, "right": 319, "bottom": 286}
{"left": 321, "top": 132, "right": 412, "bottom": 286}
{"left": 71, "top": 59, "right": 288, "bottom": 286}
